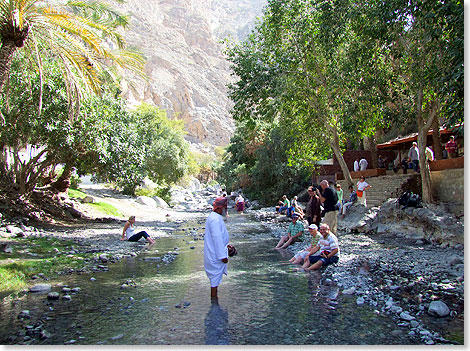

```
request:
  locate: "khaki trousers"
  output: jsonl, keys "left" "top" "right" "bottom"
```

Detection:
{"left": 323, "top": 210, "right": 338, "bottom": 235}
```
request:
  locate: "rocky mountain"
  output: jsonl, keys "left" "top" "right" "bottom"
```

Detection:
{"left": 117, "top": 0, "right": 267, "bottom": 149}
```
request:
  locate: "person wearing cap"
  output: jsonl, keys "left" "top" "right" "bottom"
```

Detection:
{"left": 204, "top": 197, "right": 230, "bottom": 299}
{"left": 274, "top": 212, "right": 305, "bottom": 249}
{"left": 289, "top": 224, "right": 322, "bottom": 265}
{"left": 301, "top": 223, "right": 340, "bottom": 271}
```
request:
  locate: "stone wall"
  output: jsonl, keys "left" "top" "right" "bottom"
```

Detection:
{"left": 431, "top": 168, "right": 464, "bottom": 213}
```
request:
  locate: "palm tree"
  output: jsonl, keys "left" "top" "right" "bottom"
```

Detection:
{"left": 0, "top": 0, "right": 145, "bottom": 120}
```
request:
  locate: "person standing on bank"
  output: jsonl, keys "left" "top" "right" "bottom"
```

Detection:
{"left": 353, "top": 159, "right": 360, "bottom": 172}
{"left": 204, "top": 197, "right": 230, "bottom": 299}
{"left": 445, "top": 136, "right": 458, "bottom": 159}
{"left": 305, "top": 186, "right": 321, "bottom": 227}
{"left": 359, "top": 157, "right": 368, "bottom": 171}
{"left": 408, "top": 142, "right": 420, "bottom": 172}
{"left": 319, "top": 180, "right": 339, "bottom": 236}
{"left": 356, "top": 176, "right": 372, "bottom": 207}
{"left": 121, "top": 216, "right": 155, "bottom": 245}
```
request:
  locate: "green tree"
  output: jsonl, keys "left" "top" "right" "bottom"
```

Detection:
{"left": 358, "top": 0, "right": 463, "bottom": 202}
{"left": 225, "top": 0, "right": 388, "bottom": 187}
{"left": 88, "top": 103, "right": 190, "bottom": 195}
{"left": 0, "top": 0, "right": 145, "bottom": 122}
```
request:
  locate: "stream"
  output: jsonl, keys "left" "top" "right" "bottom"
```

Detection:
{"left": 0, "top": 213, "right": 419, "bottom": 345}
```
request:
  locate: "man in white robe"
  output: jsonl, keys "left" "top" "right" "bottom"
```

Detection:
{"left": 204, "top": 197, "right": 230, "bottom": 299}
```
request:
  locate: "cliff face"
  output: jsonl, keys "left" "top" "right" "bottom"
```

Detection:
{"left": 118, "top": 0, "right": 266, "bottom": 148}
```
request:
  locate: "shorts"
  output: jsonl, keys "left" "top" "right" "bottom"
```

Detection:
{"left": 308, "top": 255, "right": 339, "bottom": 266}
{"left": 294, "top": 250, "right": 310, "bottom": 260}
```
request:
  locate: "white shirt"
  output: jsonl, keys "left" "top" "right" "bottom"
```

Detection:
{"left": 316, "top": 233, "right": 340, "bottom": 257}
{"left": 125, "top": 224, "right": 135, "bottom": 239}
{"left": 354, "top": 160, "right": 359, "bottom": 172}
{"left": 357, "top": 180, "right": 369, "bottom": 191}
{"left": 359, "top": 158, "right": 368, "bottom": 170}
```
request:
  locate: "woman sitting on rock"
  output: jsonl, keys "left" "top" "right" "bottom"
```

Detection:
{"left": 121, "top": 216, "right": 155, "bottom": 245}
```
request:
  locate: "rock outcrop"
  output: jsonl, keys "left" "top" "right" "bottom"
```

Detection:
{"left": 117, "top": 0, "right": 266, "bottom": 148}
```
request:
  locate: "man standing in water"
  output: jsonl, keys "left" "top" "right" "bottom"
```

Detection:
{"left": 204, "top": 197, "right": 230, "bottom": 299}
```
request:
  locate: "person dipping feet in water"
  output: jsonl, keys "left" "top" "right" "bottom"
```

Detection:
{"left": 289, "top": 224, "right": 321, "bottom": 265}
{"left": 121, "top": 216, "right": 155, "bottom": 245}
{"left": 301, "top": 223, "right": 339, "bottom": 271}
{"left": 275, "top": 212, "right": 304, "bottom": 249}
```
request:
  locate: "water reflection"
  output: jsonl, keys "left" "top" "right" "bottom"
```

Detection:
{"left": 204, "top": 299, "right": 230, "bottom": 345}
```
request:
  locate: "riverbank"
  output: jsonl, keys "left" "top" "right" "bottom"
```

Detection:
{"left": 250, "top": 205, "right": 464, "bottom": 345}
{"left": 0, "top": 183, "right": 464, "bottom": 345}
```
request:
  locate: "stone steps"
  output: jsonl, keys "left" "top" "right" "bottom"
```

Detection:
{"left": 338, "top": 174, "right": 415, "bottom": 208}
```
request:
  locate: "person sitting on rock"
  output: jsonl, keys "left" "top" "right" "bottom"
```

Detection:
{"left": 274, "top": 212, "right": 304, "bottom": 249}
{"left": 341, "top": 185, "right": 358, "bottom": 219}
{"left": 289, "top": 224, "right": 321, "bottom": 265}
{"left": 121, "top": 216, "right": 155, "bottom": 245}
{"left": 276, "top": 195, "right": 290, "bottom": 215}
{"left": 301, "top": 223, "right": 339, "bottom": 271}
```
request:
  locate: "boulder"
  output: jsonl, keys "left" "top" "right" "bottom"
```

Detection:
{"left": 153, "top": 196, "right": 169, "bottom": 208}
{"left": 30, "top": 284, "right": 52, "bottom": 293}
{"left": 82, "top": 196, "right": 96, "bottom": 204}
{"left": 135, "top": 196, "right": 157, "bottom": 207}
{"left": 428, "top": 300, "right": 450, "bottom": 317}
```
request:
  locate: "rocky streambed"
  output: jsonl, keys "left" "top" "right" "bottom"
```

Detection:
{"left": 0, "top": 182, "right": 464, "bottom": 345}
{"left": 251, "top": 202, "right": 464, "bottom": 345}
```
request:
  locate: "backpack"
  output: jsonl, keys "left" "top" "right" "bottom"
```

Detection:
{"left": 398, "top": 191, "right": 422, "bottom": 209}
{"left": 398, "top": 191, "right": 411, "bottom": 207}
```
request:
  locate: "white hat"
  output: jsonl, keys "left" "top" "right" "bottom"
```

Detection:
{"left": 308, "top": 224, "right": 318, "bottom": 230}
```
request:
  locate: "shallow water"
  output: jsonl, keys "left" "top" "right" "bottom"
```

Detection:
{"left": 0, "top": 213, "right": 416, "bottom": 345}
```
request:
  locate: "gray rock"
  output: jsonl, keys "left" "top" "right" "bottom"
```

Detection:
{"left": 29, "top": 284, "right": 52, "bottom": 293}
{"left": 428, "top": 300, "right": 450, "bottom": 317}
{"left": 99, "top": 254, "right": 108, "bottom": 263}
{"left": 18, "top": 310, "right": 31, "bottom": 319}
{"left": 143, "top": 257, "right": 162, "bottom": 262}
{"left": 82, "top": 195, "right": 96, "bottom": 204}
{"left": 110, "top": 333, "right": 124, "bottom": 341}
{"left": 136, "top": 196, "right": 157, "bottom": 207}
{"left": 153, "top": 196, "right": 169, "bottom": 208}
{"left": 342, "top": 287, "right": 356, "bottom": 295}
{"left": 356, "top": 297, "right": 365, "bottom": 305}
{"left": 62, "top": 295, "right": 72, "bottom": 301}
{"left": 47, "top": 292, "right": 60, "bottom": 300}
{"left": 399, "top": 311, "right": 415, "bottom": 321}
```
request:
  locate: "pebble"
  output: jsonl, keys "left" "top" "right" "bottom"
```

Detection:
{"left": 356, "top": 297, "right": 365, "bottom": 305}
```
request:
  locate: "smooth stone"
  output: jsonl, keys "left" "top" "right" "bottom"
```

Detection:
{"left": 428, "top": 300, "right": 450, "bottom": 317}
{"left": 399, "top": 312, "right": 415, "bottom": 321}
{"left": 342, "top": 287, "right": 356, "bottom": 295}
{"left": 356, "top": 297, "right": 365, "bottom": 305}
{"left": 29, "top": 284, "right": 52, "bottom": 293}
{"left": 47, "top": 292, "right": 60, "bottom": 300}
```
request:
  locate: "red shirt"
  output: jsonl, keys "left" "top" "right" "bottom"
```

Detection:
{"left": 446, "top": 140, "right": 457, "bottom": 153}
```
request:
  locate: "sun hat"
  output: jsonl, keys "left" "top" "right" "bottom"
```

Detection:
{"left": 292, "top": 212, "right": 300, "bottom": 218}
{"left": 308, "top": 224, "right": 318, "bottom": 230}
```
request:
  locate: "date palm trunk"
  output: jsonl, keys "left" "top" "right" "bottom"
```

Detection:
{"left": 0, "top": 41, "right": 19, "bottom": 94}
